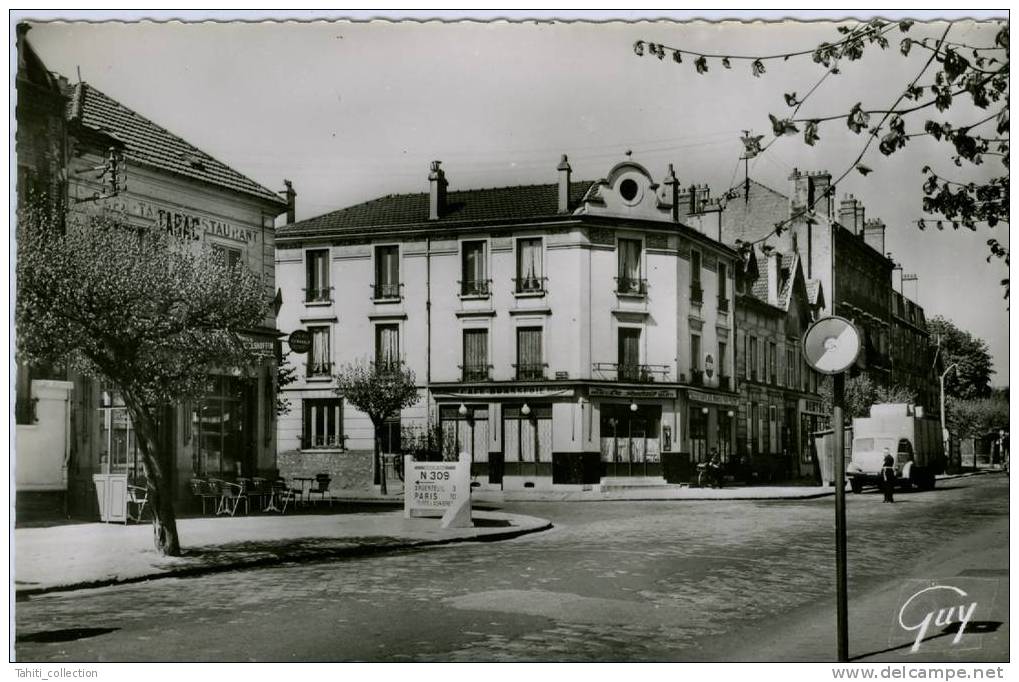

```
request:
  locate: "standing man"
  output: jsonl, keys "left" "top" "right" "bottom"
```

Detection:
{"left": 881, "top": 448, "right": 896, "bottom": 503}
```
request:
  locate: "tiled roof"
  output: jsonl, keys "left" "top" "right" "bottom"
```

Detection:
{"left": 68, "top": 83, "right": 285, "bottom": 207}
{"left": 278, "top": 181, "right": 597, "bottom": 235}
{"left": 750, "top": 266, "right": 771, "bottom": 302}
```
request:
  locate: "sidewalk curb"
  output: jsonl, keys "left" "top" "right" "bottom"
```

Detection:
{"left": 325, "top": 469, "right": 1000, "bottom": 504}
{"left": 15, "top": 519, "right": 553, "bottom": 600}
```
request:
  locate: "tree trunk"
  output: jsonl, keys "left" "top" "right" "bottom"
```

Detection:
{"left": 375, "top": 421, "right": 388, "bottom": 495}
{"left": 124, "top": 397, "right": 181, "bottom": 556}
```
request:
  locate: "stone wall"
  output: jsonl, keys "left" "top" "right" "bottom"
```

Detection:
{"left": 278, "top": 449, "right": 374, "bottom": 491}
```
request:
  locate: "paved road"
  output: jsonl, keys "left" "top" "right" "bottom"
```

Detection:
{"left": 15, "top": 474, "right": 1008, "bottom": 662}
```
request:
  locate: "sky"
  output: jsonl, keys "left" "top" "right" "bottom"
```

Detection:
{"left": 18, "top": 10, "right": 1011, "bottom": 384}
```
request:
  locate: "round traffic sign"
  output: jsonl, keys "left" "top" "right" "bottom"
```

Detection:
{"left": 288, "top": 329, "right": 312, "bottom": 354}
{"left": 802, "top": 316, "right": 861, "bottom": 375}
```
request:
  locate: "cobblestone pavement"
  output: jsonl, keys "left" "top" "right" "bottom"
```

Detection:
{"left": 14, "top": 474, "right": 1008, "bottom": 662}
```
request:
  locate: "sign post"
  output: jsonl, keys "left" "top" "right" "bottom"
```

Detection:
{"left": 803, "top": 316, "right": 861, "bottom": 663}
{"left": 403, "top": 453, "right": 473, "bottom": 528}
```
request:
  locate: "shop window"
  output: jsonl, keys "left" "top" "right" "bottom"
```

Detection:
{"left": 717, "top": 409, "right": 733, "bottom": 463}
{"left": 600, "top": 404, "right": 661, "bottom": 464}
{"left": 504, "top": 404, "right": 552, "bottom": 464}
{"left": 440, "top": 404, "right": 490, "bottom": 463}
{"left": 99, "top": 386, "right": 143, "bottom": 478}
{"left": 196, "top": 376, "right": 256, "bottom": 476}
{"left": 305, "top": 249, "right": 331, "bottom": 302}
{"left": 302, "top": 398, "right": 343, "bottom": 449}
{"left": 689, "top": 406, "right": 708, "bottom": 463}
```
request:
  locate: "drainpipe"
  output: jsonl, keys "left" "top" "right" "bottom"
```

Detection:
{"left": 63, "top": 390, "right": 71, "bottom": 517}
{"left": 426, "top": 237, "right": 432, "bottom": 442}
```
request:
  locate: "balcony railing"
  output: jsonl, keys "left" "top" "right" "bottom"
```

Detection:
{"left": 514, "top": 363, "right": 548, "bottom": 381}
{"left": 372, "top": 359, "right": 403, "bottom": 376}
{"left": 306, "top": 361, "right": 333, "bottom": 378}
{"left": 592, "top": 362, "right": 670, "bottom": 383}
{"left": 691, "top": 284, "right": 704, "bottom": 305}
{"left": 614, "top": 276, "right": 648, "bottom": 297}
{"left": 372, "top": 282, "right": 403, "bottom": 301}
{"left": 718, "top": 296, "right": 730, "bottom": 312}
{"left": 459, "top": 364, "right": 493, "bottom": 382}
{"left": 690, "top": 369, "right": 704, "bottom": 386}
{"left": 459, "top": 279, "right": 492, "bottom": 297}
{"left": 304, "top": 286, "right": 333, "bottom": 303}
{"left": 514, "top": 276, "right": 547, "bottom": 295}
{"left": 300, "top": 433, "right": 346, "bottom": 450}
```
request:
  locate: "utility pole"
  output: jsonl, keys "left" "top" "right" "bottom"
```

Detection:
{"left": 940, "top": 362, "right": 958, "bottom": 468}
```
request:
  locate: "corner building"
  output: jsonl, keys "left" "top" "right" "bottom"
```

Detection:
{"left": 61, "top": 83, "right": 287, "bottom": 515}
{"left": 276, "top": 158, "right": 740, "bottom": 490}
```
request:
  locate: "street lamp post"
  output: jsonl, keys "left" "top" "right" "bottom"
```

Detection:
{"left": 939, "top": 363, "right": 958, "bottom": 469}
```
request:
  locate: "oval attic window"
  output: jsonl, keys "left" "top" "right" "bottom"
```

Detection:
{"left": 619, "top": 178, "right": 640, "bottom": 202}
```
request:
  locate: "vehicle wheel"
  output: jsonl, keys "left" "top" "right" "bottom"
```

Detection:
{"left": 850, "top": 478, "right": 863, "bottom": 494}
{"left": 923, "top": 472, "right": 937, "bottom": 490}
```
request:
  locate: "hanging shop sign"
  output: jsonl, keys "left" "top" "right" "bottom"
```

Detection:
{"left": 288, "top": 330, "right": 312, "bottom": 354}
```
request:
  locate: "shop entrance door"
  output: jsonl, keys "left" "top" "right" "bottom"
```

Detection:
{"left": 600, "top": 405, "right": 662, "bottom": 477}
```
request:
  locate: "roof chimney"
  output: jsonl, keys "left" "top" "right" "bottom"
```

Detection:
{"left": 839, "top": 194, "right": 865, "bottom": 234}
{"left": 283, "top": 179, "right": 296, "bottom": 224}
{"left": 429, "top": 161, "right": 447, "bottom": 221}
{"left": 663, "top": 164, "right": 679, "bottom": 222}
{"left": 864, "top": 218, "right": 886, "bottom": 254}
{"left": 767, "top": 250, "right": 781, "bottom": 305}
{"left": 557, "top": 154, "right": 572, "bottom": 214}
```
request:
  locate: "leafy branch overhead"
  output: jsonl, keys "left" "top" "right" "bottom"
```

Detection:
{"left": 635, "top": 19, "right": 1009, "bottom": 297}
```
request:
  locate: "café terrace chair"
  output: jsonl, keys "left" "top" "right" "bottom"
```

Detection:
{"left": 307, "top": 473, "right": 333, "bottom": 506}
{"left": 271, "top": 478, "right": 296, "bottom": 514}
{"left": 126, "top": 484, "right": 149, "bottom": 523}
{"left": 209, "top": 478, "right": 247, "bottom": 517}
{"left": 189, "top": 478, "right": 218, "bottom": 515}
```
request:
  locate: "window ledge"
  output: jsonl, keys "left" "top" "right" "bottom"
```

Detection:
{"left": 513, "top": 291, "right": 546, "bottom": 299}
{"left": 372, "top": 297, "right": 403, "bottom": 304}
{"left": 300, "top": 447, "right": 346, "bottom": 453}
{"left": 304, "top": 300, "right": 333, "bottom": 307}
{"left": 305, "top": 376, "right": 334, "bottom": 383}
{"left": 615, "top": 292, "right": 647, "bottom": 300}
{"left": 458, "top": 293, "right": 491, "bottom": 301}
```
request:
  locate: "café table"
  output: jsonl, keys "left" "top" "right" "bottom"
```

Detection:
{"left": 292, "top": 477, "right": 315, "bottom": 506}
